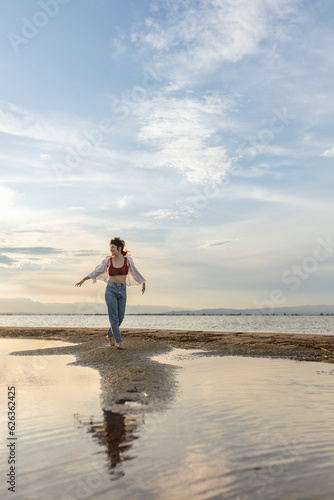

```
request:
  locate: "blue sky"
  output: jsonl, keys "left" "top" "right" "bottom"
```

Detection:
{"left": 1, "top": 0, "right": 334, "bottom": 312}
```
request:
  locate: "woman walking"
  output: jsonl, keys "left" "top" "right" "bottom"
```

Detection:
{"left": 75, "top": 237, "right": 146, "bottom": 348}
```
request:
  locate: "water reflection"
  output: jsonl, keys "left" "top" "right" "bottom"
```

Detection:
{"left": 0, "top": 339, "right": 142, "bottom": 500}
{"left": 4, "top": 339, "right": 334, "bottom": 500}
{"left": 74, "top": 410, "right": 139, "bottom": 472}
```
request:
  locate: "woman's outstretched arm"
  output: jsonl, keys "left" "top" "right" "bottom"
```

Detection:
{"left": 75, "top": 276, "right": 91, "bottom": 287}
{"left": 76, "top": 256, "right": 109, "bottom": 286}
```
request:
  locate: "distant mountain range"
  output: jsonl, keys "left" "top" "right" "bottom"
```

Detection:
{"left": 0, "top": 298, "right": 333, "bottom": 315}
{"left": 163, "top": 305, "right": 334, "bottom": 315}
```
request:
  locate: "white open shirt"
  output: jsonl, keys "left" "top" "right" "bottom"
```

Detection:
{"left": 88, "top": 253, "right": 145, "bottom": 286}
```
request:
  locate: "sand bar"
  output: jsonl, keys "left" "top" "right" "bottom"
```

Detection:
{"left": 2, "top": 327, "right": 334, "bottom": 414}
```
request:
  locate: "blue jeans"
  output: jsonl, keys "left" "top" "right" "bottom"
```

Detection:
{"left": 105, "top": 281, "right": 127, "bottom": 343}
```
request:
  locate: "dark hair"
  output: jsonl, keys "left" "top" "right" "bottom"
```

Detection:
{"left": 110, "top": 237, "right": 127, "bottom": 256}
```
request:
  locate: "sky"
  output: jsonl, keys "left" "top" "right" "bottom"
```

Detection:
{"left": 0, "top": 0, "right": 334, "bottom": 313}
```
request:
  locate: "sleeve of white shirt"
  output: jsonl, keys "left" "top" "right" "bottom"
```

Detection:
{"left": 126, "top": 255, "right": 146, "bottom": 286}
{"left": 88, "top": 256, "right": 109, "bottom": 284}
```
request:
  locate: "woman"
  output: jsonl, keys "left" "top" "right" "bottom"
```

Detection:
{"left": 75, "top": 237, "right": 146, "bottom": 349}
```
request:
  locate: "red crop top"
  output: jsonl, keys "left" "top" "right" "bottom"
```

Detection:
{"left": 108, "top": 257, "right": 129, "bottom": 276}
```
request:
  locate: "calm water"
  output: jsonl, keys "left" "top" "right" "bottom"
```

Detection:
{"left": 138, "top": 350, "right": 334, "bottom": 500}
{"left": 0, "top": 339, "right": 141, "bottom": 500}
{"left": 1, "top": 340, "right": 334, "bottom": 499}
{"left": 1, "top": 314, "right": 334, "bottom": 335}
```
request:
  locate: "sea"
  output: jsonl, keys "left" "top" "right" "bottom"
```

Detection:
{"left": 0, "top": 313, "right": 334, "bottom": 335}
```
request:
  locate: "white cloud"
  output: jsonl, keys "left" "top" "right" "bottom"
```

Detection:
{"left": 136, "top": 94, "right": 232, "bottom": 184}
{"left": 0, "top": 186, "right": 16, "bottom": 208}
{"left": 139, "top": 0, "right": 298, "bottom": 78}
{"left": 116, "top": 196, "right": 130, "bottom": 209}
{"left": 220, "top": 184, "right": 296, "bottom": 203}
{"left": 321, "top": 147, "right": 334, "bottom": 158}
{"left": 126, "top": 0, "right": 300, "bottom": 187}
{"left": 0, "top": 101, "right": 97, "bottom": 146}
{"left": 0, "top": 102, "right": 72, "bottom": 144}
{"left": 111, "top": 37, "right": 127, "bottom": 57}
{"left": 143, "top": 208, "right": 185, "bottom": 220}
{"left": 0, "top": 101, "right": 132, "bottom": 184}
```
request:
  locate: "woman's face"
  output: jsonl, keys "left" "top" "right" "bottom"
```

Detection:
{"left": 110, "top": 243, "right": 119, "bottom": 255}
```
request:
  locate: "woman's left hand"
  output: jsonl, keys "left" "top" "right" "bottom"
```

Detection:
{"left": 142, "top": 283, "right": 146, "bottom": 294}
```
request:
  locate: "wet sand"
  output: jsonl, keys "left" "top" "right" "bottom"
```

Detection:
{"left": 1, "top": 327, "right": 334, "bottom": 414}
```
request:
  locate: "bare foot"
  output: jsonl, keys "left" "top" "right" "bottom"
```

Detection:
{"left": 115, "top": 342, "right": 122, "bottom": 349}
{"left": 105, "top": 335, "right": 114, "bottom": 346}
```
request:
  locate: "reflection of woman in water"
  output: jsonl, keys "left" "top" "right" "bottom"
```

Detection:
{"left": 75, "top": 237, "right": 146, "bottom": 349}
{"left": 74, "top": 409, "right": 138, "bottom": 474}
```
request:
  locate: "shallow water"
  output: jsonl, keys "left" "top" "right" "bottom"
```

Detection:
{"left": 1, "top": 341, "right": 334, "bottom": 499}
{"left": 104, "top": 349, "right": 334, "bottom": 500}
{"left": 0, "top": 339, "right": 140, "bottom": 500}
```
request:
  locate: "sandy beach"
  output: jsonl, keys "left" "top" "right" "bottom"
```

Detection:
{"left": 2, "top": 327, "right": 334, "bottom": 414}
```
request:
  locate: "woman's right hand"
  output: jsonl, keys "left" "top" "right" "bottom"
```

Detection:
{"left": 75, "top": 276, "right": 90, "bottom": 287}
